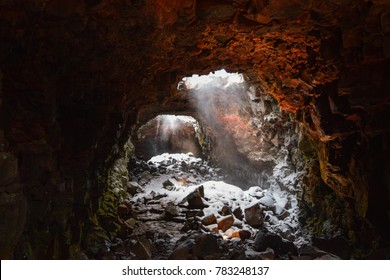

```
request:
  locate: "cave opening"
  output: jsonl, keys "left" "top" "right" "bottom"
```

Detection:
{"left": 117, "top": 69, "right": 307, "bottom": 259}
{"left": 133, "top": 114, "right": 204, "bottom": 160}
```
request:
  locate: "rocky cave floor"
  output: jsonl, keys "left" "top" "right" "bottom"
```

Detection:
{"left": 97, "top": 153, "right": 344, "bottom": 260}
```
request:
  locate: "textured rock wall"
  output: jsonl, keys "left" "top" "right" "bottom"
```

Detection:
{"left": 0, "top": 0, "right": 389, "bottom": 258}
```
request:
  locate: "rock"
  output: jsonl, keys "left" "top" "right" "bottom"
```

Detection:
{"left": 316, "top": 254, "right": 341, "bottom": 260}
{"left": 233, "top": 207, "right": 244, "bottom": 220}
{"left": 254, "top": 230, "right": 297, "bottom": 256}
{"left": 117, "top": 204, "right": 129, "bottom": 218}
{"left": 169, "top": 234, "right": 219, "bottom": 260}
{"left": 239, "top": 229, "right": 252, "bottom": 241}
{"left": 186, "top": 186, "right": 206, "bottom": 209}
{"left": 169, "top": 238, "right": 196, "bottom": 259}
{"left": 191, "top": 234, "right": 220, "bottom": 258}
{"left": 127, "top": 181, "right": 141, "bottom": 195}
{"left": 162, "top": 179, "right": 175, "bottom": 190}
{"left": 144, "top": 191, "right": 156, "bottom": 201}
{"left": 0, "top": 153, "right": 18, "bottom": 186}
{"left": 123, "top": 218, "right": 137, "bottom": 230}
{"left": 203, "top": 224, "right": 219, "bottom": 233}
{"left": 74, "top": 251, "right": 89, "bottom": 260}
{"left": 185, "top": 210, "right": 204, "bottom": 219}
{"left": 217, "top": 215, "right": 234, "bottom": 232}
{"left": 201, "top": 214, "right": 217, "bottom": 226}
{"left": 138, "top": 179, "right": 148, "bottom": 186}
{"left": 219, "top": 205, "right": 231, "bottom": 216}
{"left": 259, "top": 195, "right": 274, "bottom": 208}
{"left": 131, "top": 236, "right": 153, "bottom": 259}
{"left": 312, "top": 236, "right": 352, "bottom": 259}
{"left": 85, "top": 227, "right": 111, "bottom": 257}
{"left": 299, "top": 244, "right": 341, "bottom": 260}
{"left": 163, "top": 202, "right": 180, "bottom": 220}
{"left": 244, "top": 203, "right": 264, "bottom": 228}
{"left": 140, "top": 171, "right": 153, "bottom": 181}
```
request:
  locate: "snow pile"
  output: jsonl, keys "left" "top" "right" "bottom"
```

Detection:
{"left": 131, "top": 153, "right": 307, "bottom": 246}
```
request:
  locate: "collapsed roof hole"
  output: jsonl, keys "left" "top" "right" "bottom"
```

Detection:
{"left": 134, "top": 115, "right": 203, "bottom": 160}
{"left": 126, "top": 69, "right": 308, "bottom": 249}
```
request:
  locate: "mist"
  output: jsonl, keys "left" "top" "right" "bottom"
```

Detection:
{"left": 182, "top": 69, "right": 251, "bottom": 130}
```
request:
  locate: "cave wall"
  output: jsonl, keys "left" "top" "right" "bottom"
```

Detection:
{"left": 0, "top": 0, "right": 389, "bottom": 258}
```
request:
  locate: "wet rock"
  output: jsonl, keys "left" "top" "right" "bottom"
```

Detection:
{"left": 186, "top": 186, "right": 206, "bottom": 209}
{"left": 233, "top": 207, "right": 244, "bottom": 220}
{"left": 169, "top": 234, "right": 219, "bottom": 260}
{"left": 244, "top": 203, "right": 264, "bottom": 228}
{"left": 201, "top": 214, "right": 217, "bottom": 226}
{"left": 254, "top": 230, "right": 297, "bottom": 256}
{"left": 217, "top": 215, "right": 234, "bottom": 232}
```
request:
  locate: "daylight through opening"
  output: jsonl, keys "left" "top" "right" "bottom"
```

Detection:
{"left": 124, "top": 70, "right": 306, "bottom": 259}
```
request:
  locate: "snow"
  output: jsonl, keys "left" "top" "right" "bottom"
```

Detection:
{"left": 133, "top": 152, "right": 306, "bottom": 246}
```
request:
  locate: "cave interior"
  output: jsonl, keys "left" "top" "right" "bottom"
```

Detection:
{"left": 0, "top": 0, "right": 390, "bottom": 260}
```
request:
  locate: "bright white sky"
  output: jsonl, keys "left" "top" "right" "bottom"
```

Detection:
{"left": 182, "top": 69, "right": 244, "bottom": 90}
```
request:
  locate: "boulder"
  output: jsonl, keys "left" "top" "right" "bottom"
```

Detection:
{"left": 219, "top": 205, "right": 232, "bottom": 216}
{"left": 186, "top": 186, "right": 206, "bottom": 209}
{"left": 239, "top": 229, "right": 252, "bottom": 241}
{"left": 233, "top": 207, "right": 244, "bottom": 220}
{"left": 169, "top": 234, "right": 219, "bottom": 260}
{"left": 84, "top": 227, "right": 111, "bottom": 257}
{"left": 254, "top": 230, "right": 297, "bottom": 256}
{"left": 244, "top": 203, "right": 263, "bottom": 228}
{"left": 299, "top": 244, "right": 341, "bottom": 260}
{"left": 217, "top": 215, "right": 234, "bottom": 232}
{"left": 126, "top": 181, "right": 142, "bottom": 195}
{"left": 131, "top": 236, "right": 153, "bottom": 259}
{"left": 201, "top": 214, "right": 217, "bottom": 226}
{"left": 123, "top": 218, "right": 137, "bottom": 230}
{"left": 312, "top": 236, "right": 352, "bottom": 259}
{"left": 162, "top": 179, "right": 175, "bottom": 190}
{"left": 117, "top": 204, "right": 129, "bottom": 218}
{"left": 163, "top": 202, "right": 180, "bottom": 220}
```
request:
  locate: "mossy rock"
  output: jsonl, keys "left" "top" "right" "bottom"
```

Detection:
{"left": 84, "top": 226, "right": 111, "bottom": 256}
